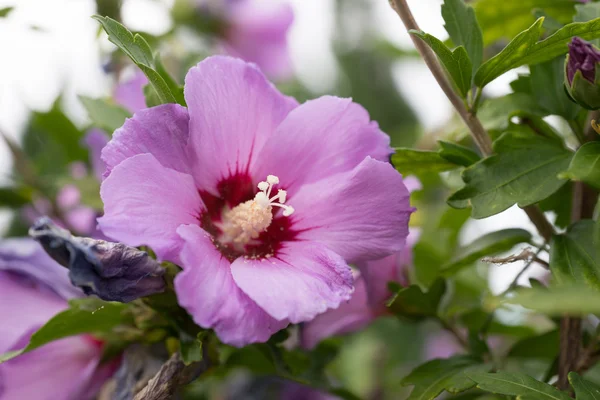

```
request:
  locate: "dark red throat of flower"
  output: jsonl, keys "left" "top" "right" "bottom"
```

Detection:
{"left": 198, "top": 172, "right": 298, "bottom": 262}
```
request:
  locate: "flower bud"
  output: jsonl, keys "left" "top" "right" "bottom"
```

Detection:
{"left": 565, "top": 37, "right": 600, "bottom": 110}
{"left": 29, "top": 218, "right": 166, "bottom": 303}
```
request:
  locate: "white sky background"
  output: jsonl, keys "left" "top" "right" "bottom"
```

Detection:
{"left": 0, "top": 0, "right": 542, "bottom": 292}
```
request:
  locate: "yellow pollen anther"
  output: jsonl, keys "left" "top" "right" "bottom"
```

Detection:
{"left": 217, "top": 175, "right": 294, "bottom": 247}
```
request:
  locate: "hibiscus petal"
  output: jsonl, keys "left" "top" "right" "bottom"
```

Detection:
{"left": 358, "top": 228, "right": 421, "bottom": 307}
{"left": 0, "top": 271, "right": 66, "bottom": 353}
{"left": 0, "top": 335, "right": 104, "bottom": 400}
{"left": 291, "top": 157, "right": 414, "bottom": 263}
{"left": 82, "top": 129, "right": 110, "bottom": 181}
{"left": 99, "top": 153, "right": 203, "bottom": 262}
{"left": 224, "top": 1, "right": 294, "bottom": 80}
{"left": 230, "top": 241, "right": 353, "bottom": 323}
{"left": 184, "top": 56, "right": 297, "bottom": 194}
{"left": 300, "top": 274, "right": 373, "bottom": 349}
{"left": 254, "top": 96, "right": 392, "bottom": 194}
{"left": 114, "top": 70, "right": 148, "bottom": 114}
{"left": 175, "top": 224, "right": 286, "bottom": 346}
{"left": 101, "top": 104, "right": 190, "bottom": 179}
{"left": 0, "top": 238, "right": 81, "bottom": 300}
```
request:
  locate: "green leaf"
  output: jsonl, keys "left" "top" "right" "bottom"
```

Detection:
{"left": 402, "top": 356, "right": 490, "bottom": 400}
{"left": 441, "top": 0, "right": 484, "bottom": 72}
{"left": 438, "top": 141, "right": 481, "bottom": 167}
{"left": 179, "top": 331, "right": 205, "bottom": 365}
{"left": 560, "top": 142, "right": 600, "bottom": 190}
{"left": 410, "top": 31, "right": 472, "bottom": 98}
{"left": 550, "top": 220, "right": 600, "bottom": 289}
{"left": 388, "top": 279, "right": 446, "bottom": 321}
{"left": 27, "top": 99, "right": 87, "bottom": 173}
{"left": 498, "top": 284, "right": 600, "bottom": 315}
{"left": 538, "top": 183, "right": 573, "bottom": 229}
{"left": 79, "top": 96, "right": 131, "bottom": 133}
{"left": 569, "top": 372, "right": 600, "bottom": 400}
{"left": 575, "top": 3, "right": 600, "bottom": 46}
{"left": 469, "top": 371, "right": 571, "bottom": 400}
{"left": 530, "top": 56, "right": 581, "bottom": 119}
{"left": 478, "top": 93, "right": 547, "bottom": 132}
{"left": 0, "top": 298, "right": 129, "bottom": 363}
{"left": 534, "top": 10, "right": 565, "bottom": 33}
{"left": 442, "top": 229, "right": 532, "bottom": 275}
{"left": 92, "top": 16, "right": 178, "bottom": 105}
{"left": 0, "top": 187, "right": 33, "bottom": 208}
{"left": 473, "top": 0, "right": 575, "bottom": 46}
{"left": 0, "top": 6, "right": 13, "bottom": 17}
{"left": 448, "top": 132, "right": 572, "bottom": 218}
{"left": 475, "top": 17, "right": 600, "bottom": 88}
{"left": 392, "top": 148, "right": 459, "bottom": 176}
{"left": 507, "top": 330, "right": 559, "bottom": 359}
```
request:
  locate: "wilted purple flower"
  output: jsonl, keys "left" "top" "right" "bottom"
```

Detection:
{"left": 0, "top": 238, "right": 116, "bottom": 399}
{"left": 30, "top": 218, "right": 165, "bottom": 303}
{"left": 567, "top": 37, "right": 600, "bottom": 84}
{"left": 301, "top": 177, "right": 420, "bottom": 349}
{"left": 98, "top": 56, "right": 413, "bottom": 346}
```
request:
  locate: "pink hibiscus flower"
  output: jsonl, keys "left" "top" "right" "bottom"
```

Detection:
{"left": 0, "top": 239, "right": 116, "bottom": 399}
{"left": 98, "top": 56, "right": 413, "bottom": 346}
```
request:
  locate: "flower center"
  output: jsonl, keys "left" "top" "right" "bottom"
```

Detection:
{"left": 216, "top": 175, "right": 294, "bottom": 249}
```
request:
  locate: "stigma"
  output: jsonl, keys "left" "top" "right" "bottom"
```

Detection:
{"left": 217, "top": 175, "right": 294, "bottom": 248}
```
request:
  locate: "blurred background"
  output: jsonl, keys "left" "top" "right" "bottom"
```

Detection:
{"left": 0, "top": 0, "right": 550, "bottom": 398}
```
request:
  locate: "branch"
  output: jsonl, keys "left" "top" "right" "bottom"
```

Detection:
{"left": 387, "top": 0, "right": 492, "bottom": 155}
{"left": 134, "top": 350, "right": 212, "bottom": 400}
{"left": 387, "top": 0, "right": 555, "bottom": 243}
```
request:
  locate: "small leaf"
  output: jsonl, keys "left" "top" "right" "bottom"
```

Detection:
{"left": 410, "top": 31, "right": 472, "bottom": 98}
{"left": 441, "top": 0, "right": 484, "bottom": 72}
{"left": 469, "top": 371, "right": 571, "bottom": 400}
{"left": 79, "top": 96, "right": 131, "bottom": 133}
{"left": 538, "top": 183, "right": 573, "bottom": 229}
{"left": 0, "top": 187, "right": 33, "bottom": 208}
{"left": 0, "top": 298, "right": 129, "bottom": 363}
{"left": 478, "top": 93, "right": 546, "bottom": 131}
{"left": 388, "top": 279, "right": 446, "bottom": 321}
{"left": 560, "top": 142, "right": 600, "bottom": 190}
{"left": 438, "top": 141, "right": 481, "bottom": 167}
{"left": 508, "top": 330, "right": 559, "bottom": 359}
{"left": 93, "top": 16, "right": 179, "bottom": 105}
{"left": 0, "top": 6, "right": 13, "bottom": 17}
{"left": 530, "top": 56, "right": 581, "bottom": 119}
{"left": 498, "top": 284, "right": 600, "bottom": 315}
{"left": 550, "top": 220, "right": 600, "bottom": 290}
{"left": 474, "top": 0, "right": 576, "bottom": 46}
{"left": 575, "top": 3, "right": 600, "bottom": 46}
{"left": 475, "top": 17, "right": 600, "bottom": 88}
{"left": 448, "top": 132, "right": 572, "bottom": 218}
{"left": 180, "top": 332, "right": 205, "bottom": 365}
{"left": 402, "top": 356, "right": 490, "bottom": 400}
{"left": 442, "top": 229, "right": 532, "bottom": 275}
{"left": 569, "top": 372, "right": 600, "bottom": 400}
{"left": 392, "top": 148, "right": 458, "bottom": 176}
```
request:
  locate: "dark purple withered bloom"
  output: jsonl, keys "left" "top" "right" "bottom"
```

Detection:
{"left": 567, "top": 37, "right": 600, "bottom": 84}
{"left": 29, "top": 218, "right": 165, "bottom": 303}
{"left": 0, "top": 238, "right": 117, "bottom": 399}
